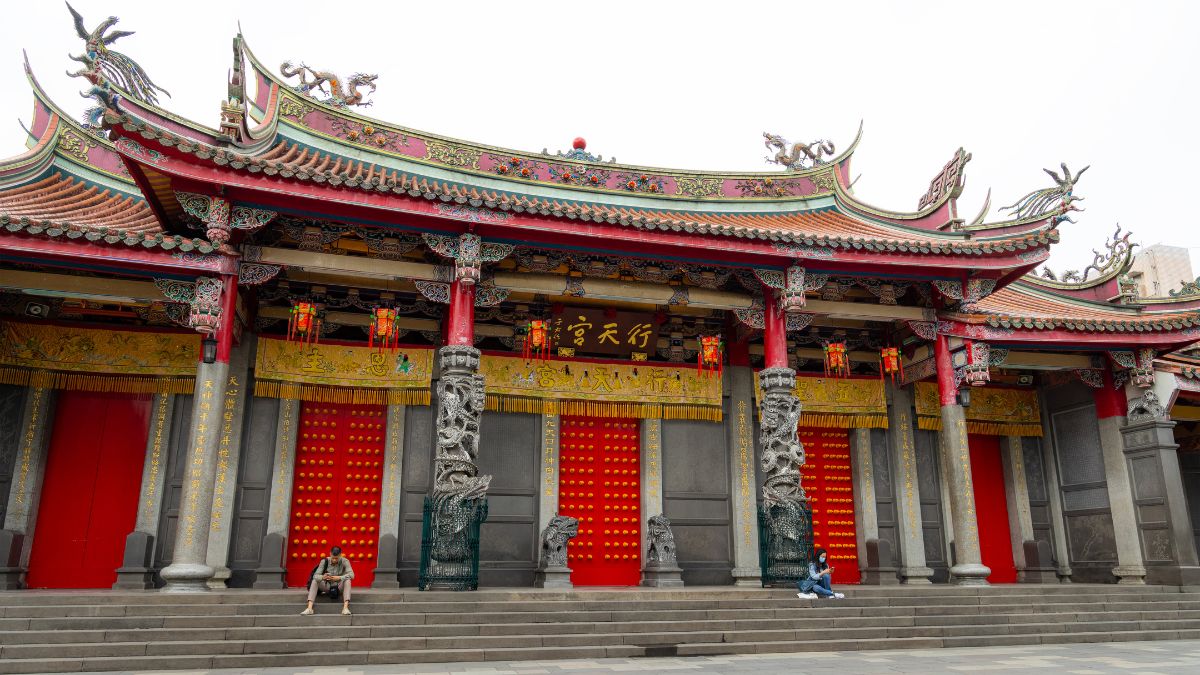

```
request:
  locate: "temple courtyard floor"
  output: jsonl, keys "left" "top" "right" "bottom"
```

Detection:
{"left": 93, "top": 639, "right": 1200, "bottom": 674}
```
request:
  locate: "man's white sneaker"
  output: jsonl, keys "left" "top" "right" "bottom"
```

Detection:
{"left": 833, "top": 592, "right": 846, "bottom": 599}
{"left": 796, "top": 592, "right": 818, "bottom": 599}
{"left": 300, "top": 607, "right": 314, "bottom": 616}
{"left": 342, "top": 606, "right": 352, "bottom": 615}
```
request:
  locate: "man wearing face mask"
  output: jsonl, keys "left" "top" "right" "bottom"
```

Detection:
{"left": 797, "top": 548, "right": 844, "bottom": 600}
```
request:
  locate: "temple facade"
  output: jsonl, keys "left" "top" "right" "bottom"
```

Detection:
{"left": 1, "top": 8, "right": 1199, "bottom": 591}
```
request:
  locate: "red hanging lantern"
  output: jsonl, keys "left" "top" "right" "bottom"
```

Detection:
{"left": 880, "top": 346, "right": 903, "bottom": 383}
{"left": 522, "top": 319, "right": 552, "bottom": 362}
{"left": 824, "top": 342, "right": 849, "bottom": 378}
{"left": 698, "top": 335, "right": 724, "bottom": 378}
{"left": 369, "top": 307, "right": 399, "bottom": 352}
{"left": 287, "top": 302, "right": 322, "bottom": 346}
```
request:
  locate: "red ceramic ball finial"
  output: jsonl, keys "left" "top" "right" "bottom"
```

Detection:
{"left": 573, "top": 137, "right": 587, "bottom": 150}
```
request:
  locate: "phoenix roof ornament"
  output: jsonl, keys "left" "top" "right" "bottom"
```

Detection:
{"left": 763, "top": 132, "right": 835, "bottom": 171}
{"left": 280, "top": 61, "right": 377, "bottom": 108}
{"left": 1000, "top": 163, "right": 1088, "bottom": 224}
{"left": 65, "top": 2, "right": 169, "bottom": 110}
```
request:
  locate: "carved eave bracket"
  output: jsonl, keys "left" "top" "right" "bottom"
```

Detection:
{"left": 932, "top": 278, "right": 998, "bottom": 307}
{"left": 154, "top": 276, "right": 224, "bottom": 334}
{"left": 237, "top": 262, "right": 282, "bottom": 286}
{"left": 175, "top": 191, "right": 278, "bottom": 248}
{"left": 1109, "top": 348, "right": 1157, "bottom": 388}
{"left": 423, "top": 233, "right": 514, "bottom": 286}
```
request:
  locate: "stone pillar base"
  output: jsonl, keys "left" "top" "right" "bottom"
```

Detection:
{"left": 113, "top": 531, "right": 157, "bottom": 590}
{"left": 0, "top": 531, "right": 26, "bottom": 589}
{"left": 1021, "top": 569, "right": 1061, "bottom": 583}
{"left": 252, "top": 533, "right": 287, "bottom": 589}
{"left": 899, "top": 566, "right": 934, "bottom": 584}
{"left": 535, "top": 566, "right": 573, "bottom": 589}
{"left": 641, "top": 563, "right": 684, "bottom": 588}
{"left": 252, "top": 568, "right": 287, "bottom": 589}
{"left": 861, "top": 568, "right": 899, "bottom": 585}
{"left": 371, "top": 568, "right": 401, "bottom": 589}
{"left": 951, "top": 563, "right": 991, "bottom": 586}
{"left": 1113, "top": 565, "right": 1147, "bottom": 584}
{"left": 206, "top": 567, "right": 231, "bottom": 590}
{"left": 731, "top": 566, "right": 761, "bottom": 587}
{"left": 159, "top": 563, "right": 215, "bottom": 593}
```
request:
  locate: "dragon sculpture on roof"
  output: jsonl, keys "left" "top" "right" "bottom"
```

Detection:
{"left": 1035, "top": 224, "right": 1137, "bottom": 284}
{"left": 65, "top": 2, "right": 170, "bottom": 112}
{"left": 280, "top": 61, "right": 377, "bottom": 108}
{"left": 1000, "top": 163, "right": 1088, "bottom": 224}
{"left": 763, "top": 133, "right": 835, "bottom": 170}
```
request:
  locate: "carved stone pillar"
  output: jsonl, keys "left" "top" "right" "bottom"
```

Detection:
{"left": 0, "top": 387, "right": 56, "bottom": 590}
{"left": 852, "top": 427, "right": 895, "bottom": 584}
{"left": 886, "top": 383, "right": 933, "bottom": 584}
{"left": 639, "top": 418, "right": 664, "bottom": 581}
{"left": 1096, "top": 366, "right": 1146, "bottom": 584}
{"left": 161, "top": 274, "right": 237, "bottom": 592}
{"left": 114, "top": 393, "right": 176, "bottom": 590}
{"left": 758, "top": 366, "right": 808, "bottom": 583}
{"left": 1000, "top": 436, "right": 1037, "bottom": 582}
{"left": 934, "top": 333, "right": 990, "bottom": 585}
{"left": 372, "top": 403, "right": 406, "bottom": 588}
{"left": 252, "top": 398, "right": 299, "bottom": 589}
{"left": 205, "top": 340, "right": 252, "bottom": 589}
{"left": 536, "top": 413, "right": 561, "bottom": 551}
{"left": 726, "top": 364, "right": 762, "bottom": 586}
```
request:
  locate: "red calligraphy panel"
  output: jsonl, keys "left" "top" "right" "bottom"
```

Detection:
{"left": 799, "top": 427, "right": 860, "bottom": 584}
{"left": 285, "top": 403, "right": 385, "bottom": 587}
{"left": 559, "top": 416, "right": 642, "bottom": 586}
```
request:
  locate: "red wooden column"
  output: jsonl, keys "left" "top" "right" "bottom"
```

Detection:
{"left": 1094, "top": 366, "right": 1128, "bottom": 420}
{"left": 762, "top": 287, "right": 788, "bottom": 369}
{"left": 933, "top": 332, "right": 991, "bottom": 584}
{"left": 445, "top": 280, "right": 476, "bottom": 346}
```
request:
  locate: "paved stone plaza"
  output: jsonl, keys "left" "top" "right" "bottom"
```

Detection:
{"left": 98, "top": 639, "right": 1200, "bottom": 675}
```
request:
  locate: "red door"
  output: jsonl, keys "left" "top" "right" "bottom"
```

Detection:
{"left": 285, "top": 403, "right": 385, "bottom": 587}
{"left": 559, "top": 416, "right": 642, "bottom": 586}
{"left": 968, "top": 434, "right": 1017, "bottom": 583}
{"left": 799, "top": 427, "right": 860, "bottom": 584}
{"left": 26, "top": 391, "right": 150, "bottom": 588}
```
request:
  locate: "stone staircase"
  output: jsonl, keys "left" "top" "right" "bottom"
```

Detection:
{"left": 0, "top": 585, "right": 1198, "bottom": 673}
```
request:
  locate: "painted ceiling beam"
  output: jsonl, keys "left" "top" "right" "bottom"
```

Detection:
{"left": 0, "top": 269, "right": 168, "bottom": 303}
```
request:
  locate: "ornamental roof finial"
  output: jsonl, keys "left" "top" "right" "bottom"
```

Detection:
{"left": 65, "top": 1, "right": 170, "bottom": 120}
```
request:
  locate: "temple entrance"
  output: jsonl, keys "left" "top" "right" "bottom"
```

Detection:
{"left": 559, "top": 415, "right": 642, "bottom": 586}
{"left": 25, "top": 391, "right": 150, "bottom": 588}
{"left": 968, "top": 434, "right": 1017, "bottom": 583}
{"left": 799, "top": 427, "right": 861, "bottom": 584}
{"left": 284, "top": 403, "right": 385, "bottom": 587}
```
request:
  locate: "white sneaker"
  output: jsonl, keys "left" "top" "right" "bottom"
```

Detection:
{"left": 300, "top": 607, "right": 314, "bottom": 616}
{"left": 797, "top": 592, "right": 818, "bottom": 599}
{"left": 833, "top": 592, "right": 845, "bottom": 599}
{"left": 342, "top": 605, "right": 352, "bottom": 615}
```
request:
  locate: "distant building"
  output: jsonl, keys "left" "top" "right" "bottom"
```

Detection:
{"left": 1128, "top": 244, "right": 1194, "bottom": 297}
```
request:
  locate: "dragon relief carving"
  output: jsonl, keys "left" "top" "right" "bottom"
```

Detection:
{"left": 280, "top": 61, "right": 377, "bottom": 107}
{"left": 759, "top": 369, "right": 805, "bottom": 506}
{"left": 1034, "top": 224, "right": 1137, "bottom": 285}
{"left": 1000, "top": 162, "right": 1087, "bottom": 223}
{"left": 432, "top": 346, "right": 492, "bottom": 506}
{"left": 763, "top": 132, "right": 836, "bottom": 170}
{"left": 539, "top": 515, "right": 579, "bottom": 568}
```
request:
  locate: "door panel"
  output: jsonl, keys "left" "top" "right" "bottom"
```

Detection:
{"left": 968, "top": 434, "right": 1017, "bottom": 583}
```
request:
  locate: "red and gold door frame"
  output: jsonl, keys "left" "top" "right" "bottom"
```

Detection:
{"left": 285, "top": 403, "right": 386, "bottom": 587}
{"left": 558, "top": 415, "right": 643, "bottom": 586}
{"left": 799, "top": 427, "right": 860, "bottom": 584}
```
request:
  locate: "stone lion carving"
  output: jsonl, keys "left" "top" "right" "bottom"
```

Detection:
{"left": 646, "top": 514, "right": 677, "bottom": 565}
{"left": 539, "top": 514, "right": 579, "bottom": 568}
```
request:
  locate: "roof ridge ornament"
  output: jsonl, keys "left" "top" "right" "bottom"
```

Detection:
{"left": 279, "top": 61, "right": 377, "bottom": 108}
{"left": 763, "top": 132, "right": 835, "bottom": 171}
{"left": 541, "top": 137, "right": 614, "bottom": 164}
{"left": 1033, "top": 224, "right": 1137, "bottom": 285}
{"left": 65, "top": 2, "right": 170, "bottom": 127}
{"left": 999, "top": 162, "right": 1088, "bottom": 224}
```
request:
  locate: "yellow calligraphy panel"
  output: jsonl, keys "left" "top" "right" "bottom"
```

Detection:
{"left": 913, "top": 381, "right": 1042, "bottom": 436}
{"left": 253, "top": 337, "right": 432, "bottom": 405}
{"left": 753, "top": 374, "right": 888, "bottom": 428}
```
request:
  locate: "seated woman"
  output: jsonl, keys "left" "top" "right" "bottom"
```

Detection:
{"left": 797, "top": 548, "right": 845, "bottom": 600}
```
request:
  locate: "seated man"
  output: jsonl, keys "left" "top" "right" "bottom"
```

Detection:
{"left": 301, "top": 546, "right": 355, "bottom": 615}
{"left": 797, "top": 548, "right": 845, "bottom": 600}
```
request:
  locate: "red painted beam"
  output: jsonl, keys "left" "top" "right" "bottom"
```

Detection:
{"left": 0, "top": 231, "right": 236, "bottom": 275}
{"left": 935, "top": 333, "right": 957, "bottom": 406}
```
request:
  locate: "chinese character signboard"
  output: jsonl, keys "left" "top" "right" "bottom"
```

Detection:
{"left": 551, "top": 309, "right": 656, "bottom": 358}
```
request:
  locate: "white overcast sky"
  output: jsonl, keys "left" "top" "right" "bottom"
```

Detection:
{"left": 3, "top": 0, "right": 1198, "bottom": 280}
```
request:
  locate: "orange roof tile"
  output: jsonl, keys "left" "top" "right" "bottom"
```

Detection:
{"left": 0, "top": 173, "right": 160, "bottom": 234}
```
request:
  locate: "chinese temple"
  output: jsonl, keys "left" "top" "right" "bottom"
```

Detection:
{"left": 2, "top": 6, "right": 1200, "bottom": 593}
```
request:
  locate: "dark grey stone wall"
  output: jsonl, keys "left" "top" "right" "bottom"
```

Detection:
{"left": 913, "top": 428, "right": 949, "bottom": 582}
{"left": 227, "top": 394, "right": 279, "bottom": 587}
{"left": 1181, "top": 450, "right": 1200, "bottom": 561}
{"left": 1022, "top": 436, "right": 1058, "bottom": 567}
{"left": 474, "top": 411, "right": 539, "bottom": 587}
{"left": 153, "top": 394, "right": 193, "bottom": 583}
{"left": 870, "top": 428, "right": 900, "bottom": 573}
{"left": 1045, "top": 382, "right": 1117, "bottom": 582}
{"left": 663, "top": 418, "right": 732, "bottom": 586}
{"left": 398, "top": 402, "right": 434, "bottom": 587}
{"left": 0, "top": 385, "right": 27, "bottom": 528}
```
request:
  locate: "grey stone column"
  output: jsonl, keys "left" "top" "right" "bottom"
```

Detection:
{"left": 886, "top": 384, "right": 932, "bottom": 584}
{"left": 536, "top": 414, "right": 561, "bottom": 559}
{"left": 160, "top": 359, "right": 231, "bottom": 592}
{"left": 1001, "top": 436, "right": 1036, "bottom": 582}
{"left": 851, "top": 427, "right": 894, "bottom": 584}
{"left": 114, "top": 393, "right": 176, "bottom": 589}
{"left": 640, "top": 417, "right": 664, "bottom": 574}
{"left": 252, "top": 398, "right": 299, "bottom": 589}
{"left": 937, "top": 432, "right": 957, "bottom": 563}
{"left": 372, "top": 403, "right": 406, "bottom": 588}
{"left": 938, "top": 404, "right": 990, "bottom": 585}
{"left": 725, "top": 366, "right": 761, "bottom": 586}
{"left": 1121, "top": 411, "right": 1200, "bottom": 585}
{"left": 0, "top": 387, "right": 56, "bottom": 590}
{"left": 205, "top": 342, "right": 252, "bottom": 589}
{"left": 1099, "top": 411, "right": 1147, "bottom": 584}
{"left": 1037, "top": 388, "right": 1073, "bottom": 581}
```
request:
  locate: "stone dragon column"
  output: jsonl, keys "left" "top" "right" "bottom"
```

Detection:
{"left": 757, "top": 288, "right": 809, "bottom": 582}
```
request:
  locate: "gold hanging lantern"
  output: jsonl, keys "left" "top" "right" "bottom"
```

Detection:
{"left": 824, "top": 342, "right": 849, "bottom": 378}
{"left": 369, "top": 307, "right": 399, "bottom": 352}
{"left": 697, "top": 334, "right": 723, "bottom": 378}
